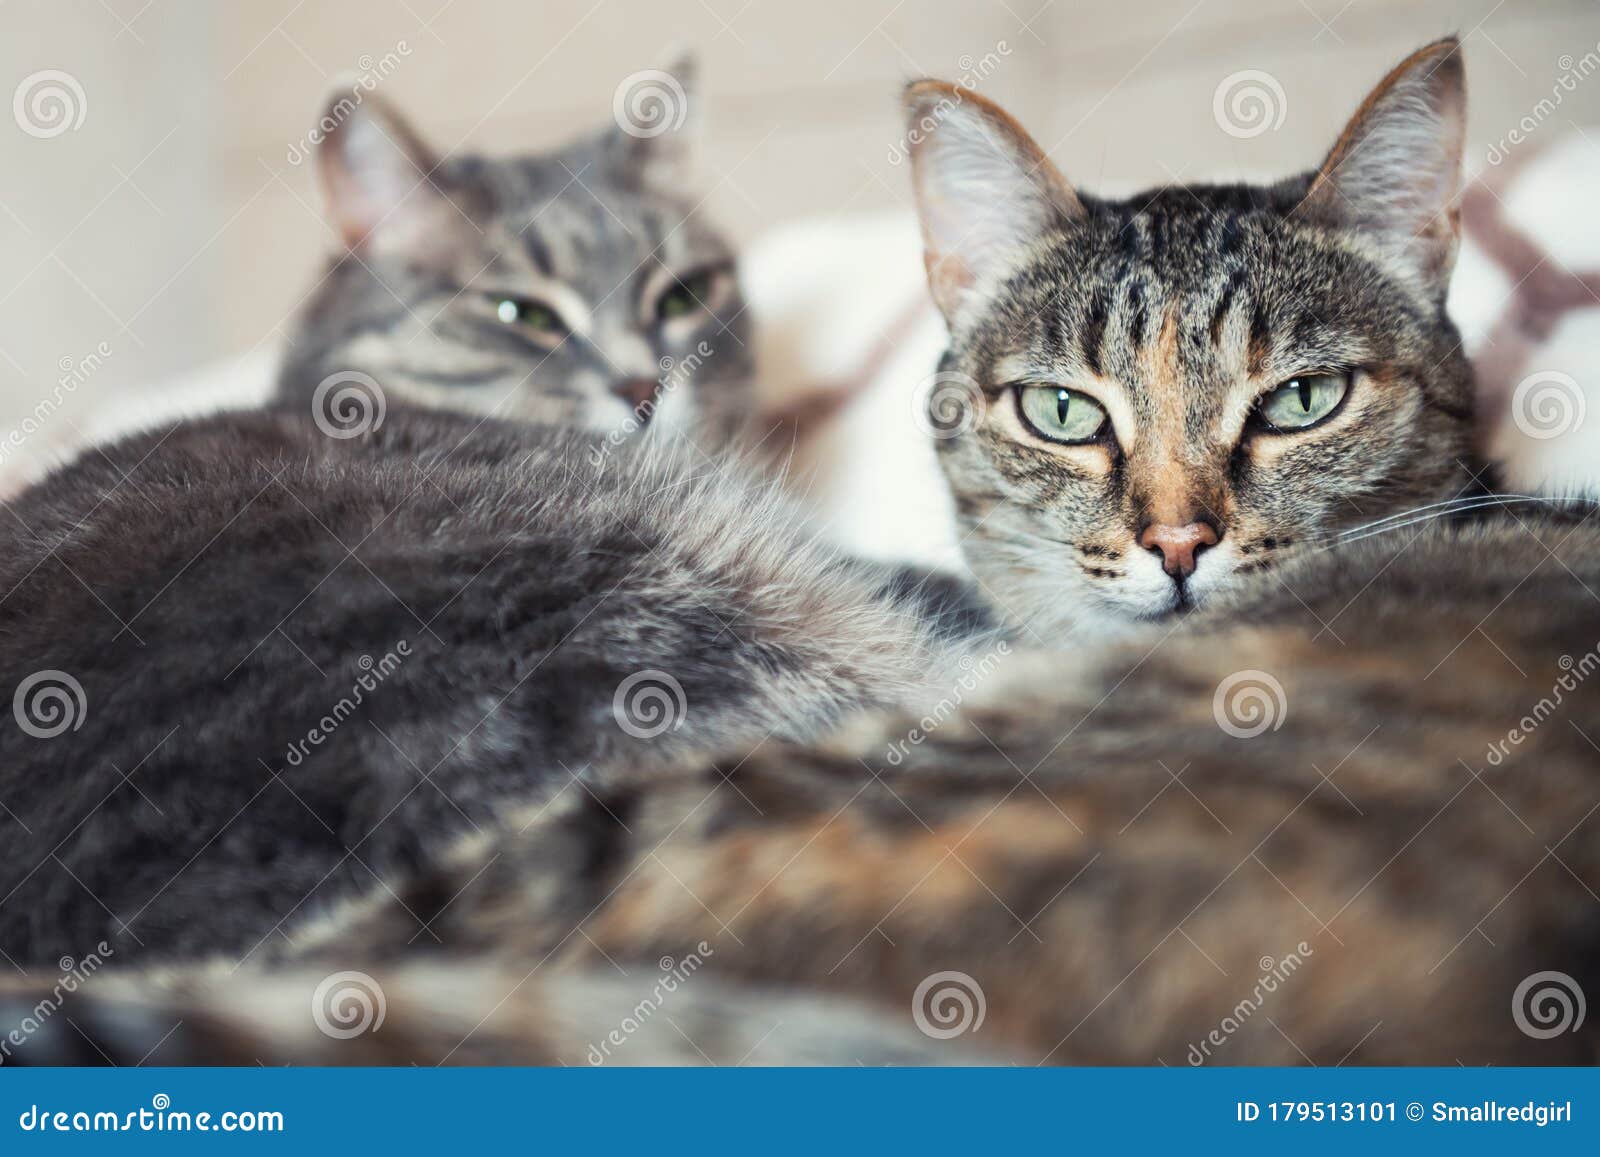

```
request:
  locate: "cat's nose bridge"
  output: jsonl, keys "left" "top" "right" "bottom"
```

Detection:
{"left": 589, "top": 313, "right": 660, "bottom": 381}
{"left": 1126, "top": 441, "right": 1228, "bottom": 526}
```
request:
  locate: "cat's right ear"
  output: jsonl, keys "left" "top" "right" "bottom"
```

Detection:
{"left": 904, "top": 81, "right": 1083, "bottom": 321}
{"left": 315, "top": 88, "right": 470, "bottom": 261}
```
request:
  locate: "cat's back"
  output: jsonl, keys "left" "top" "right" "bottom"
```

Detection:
{"left": 0, "top": 404, "right": 950, "bottom": 964}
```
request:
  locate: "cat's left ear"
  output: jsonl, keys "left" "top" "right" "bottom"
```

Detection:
{"left": 1297, "top": 37, "right": 1466, "bottom": 291}
{"left": 602, "top": 49, "right": 701, "bottom": 190}
{"left": 904, "top": 81, "right": 1084, "bottom": 322}
{"left": 315, "top": 87, "right": 478, "bottom": 263}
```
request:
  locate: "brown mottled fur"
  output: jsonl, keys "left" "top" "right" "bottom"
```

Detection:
{"left": 10, "top": 511, "right": 1600, "bottom": 1065}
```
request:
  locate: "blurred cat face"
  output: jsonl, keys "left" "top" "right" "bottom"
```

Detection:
{"left": 906, "top": 41, "right": 1479, "bottom": 635}
{"left": 280, "top": 63, "right": 753, "bottom": 449}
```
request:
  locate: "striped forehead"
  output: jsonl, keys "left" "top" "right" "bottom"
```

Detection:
{"left": 1013, "top": 209, "right": 1315, "bottom": 439}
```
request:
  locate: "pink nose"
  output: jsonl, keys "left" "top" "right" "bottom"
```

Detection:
{"left": 1139, "top": 521, "right": 1220, "bottom": 578}
{"left": 612, "top": 377, "right": 661, "bottom": 417}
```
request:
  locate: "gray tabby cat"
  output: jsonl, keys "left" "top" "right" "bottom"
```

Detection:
{"left": 278, "top": 56, "right": 755, "bottom": 447}
{"left": 6, "top": 39, "right": 1598, "bottom": 1066}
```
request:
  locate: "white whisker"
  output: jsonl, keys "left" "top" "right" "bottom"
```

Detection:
{"left": 1320, "top": 496, "right": 1565, "bottom": 551}
{"left": 1326, "top": 493, "right": 1553, "bottom": 542}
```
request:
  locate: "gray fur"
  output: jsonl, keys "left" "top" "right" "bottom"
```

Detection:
{"left": 0, "top": 406, "right": 959, "bottom": 965}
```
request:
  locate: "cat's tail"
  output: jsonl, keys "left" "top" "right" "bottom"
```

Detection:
{"left": 0, "top": 962, "right": 985, "bottom": 1067}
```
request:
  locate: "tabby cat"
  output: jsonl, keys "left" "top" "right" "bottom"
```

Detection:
{"left": 277, "top": 55, "right": 756, "bottom": 448}
{"left": 910, "top": 38, "right": 1479, "bottom": 636}
{"left": 6, "top": 39, "right": 1598, "bottom": 1066}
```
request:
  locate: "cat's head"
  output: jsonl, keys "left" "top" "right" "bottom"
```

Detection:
{"left": 278, "top": 55, "right": 752, "bottom": 446}
{"left": 906, "top": 39, "right": 1479, "bottom": 635}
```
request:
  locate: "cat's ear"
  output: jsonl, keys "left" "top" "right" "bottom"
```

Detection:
{"left": 904, "top": 81, "right": 1084, "bottom": 321}
{"left": 1296, "top": 38, "right": 1466, "bottom": 289}
{"left": 315, "top": 87, "right": 471, "bottom": 261}
{"left": 602, "top": 49, "right": 701, "bottom": 190}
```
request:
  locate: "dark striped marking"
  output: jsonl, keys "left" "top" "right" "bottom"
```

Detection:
{"left": 1209, "top": 269, "right": 1245, "bottom": 347}
{"left": 1081, "top": 290, "right": 1110, "bottom": 376}
{"left": 1247, "top": 302, "right": 1272, "bottom": 374}
{"left": 1127, "top": 282, "right": 1148, "bottom": 350}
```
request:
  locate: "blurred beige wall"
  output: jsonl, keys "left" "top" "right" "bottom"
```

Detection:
{"left": 1, "top": 0, "right": 1597, "bottom": 472}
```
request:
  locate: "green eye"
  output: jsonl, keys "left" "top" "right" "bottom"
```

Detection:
{"left": 1256, "top": 372, "right": 1349, "bottom": 430}
{"left": 495, "top": 297, "right": 564, "bottom": 333}
{"left": 656, "top": 273, "right": 714, "bottom": 321}
{"left": 1016, "top": 384, "right": 1109, "bottom": 444}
